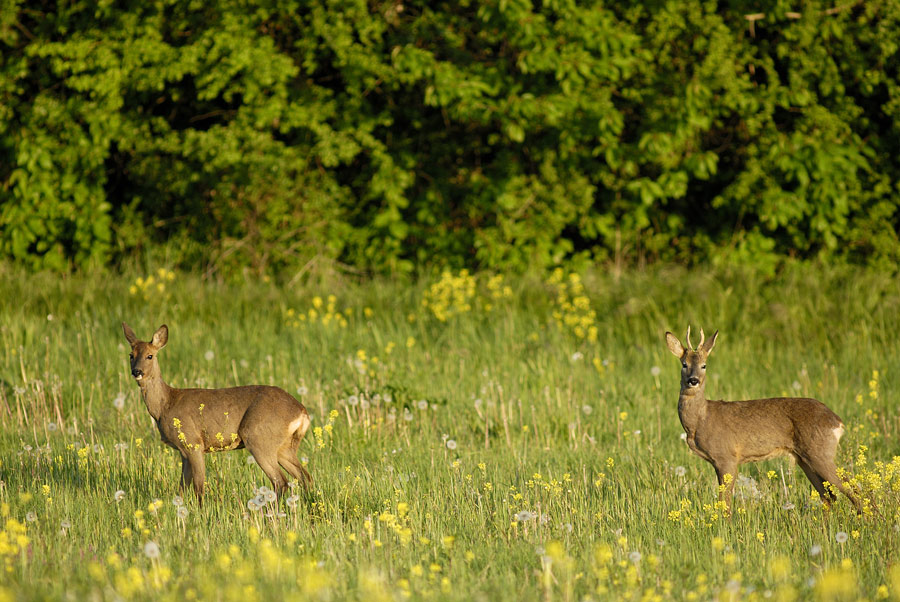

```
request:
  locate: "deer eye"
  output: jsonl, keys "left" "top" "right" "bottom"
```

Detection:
{"left": 147, "top": 355, "right": 153, "bottom": 360}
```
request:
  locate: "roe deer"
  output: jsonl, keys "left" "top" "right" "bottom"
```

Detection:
{"left": 665, "top": 327, "right": 861, "bottom": 513}
{"left": 122, "top": 323, "right": 311, "bottom": 504}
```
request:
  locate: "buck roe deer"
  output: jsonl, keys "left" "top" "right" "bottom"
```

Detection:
{"left": 665, "top": 327, "right": 861, "bottom": 514}
{"left": 122, "top": 323, "right": 312, "bottom": 504}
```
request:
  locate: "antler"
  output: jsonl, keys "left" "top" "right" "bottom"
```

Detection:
{"left": 698, "top": 328, "right": 706, "bottom": 350}
{"left": 686, "top": 325, "right": 693, "bottom": 351}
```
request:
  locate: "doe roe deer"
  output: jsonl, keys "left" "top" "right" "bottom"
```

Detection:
{"left": 665, "top": 326, "right": 861, "bottom": 514}
{"left": 122, "top": 323, "right": 311, "bottom": 505}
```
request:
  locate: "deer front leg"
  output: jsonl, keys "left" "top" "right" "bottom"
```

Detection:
{"left": 184, "top": 448, "right": 207, "bottom": 506}
{"left": 179, "top": 454, "right": 193, "bottom": 493}
{"left": 713, "top": 460, "right": 738, "bottom": 516}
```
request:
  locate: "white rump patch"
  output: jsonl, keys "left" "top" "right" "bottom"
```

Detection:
{"left": 832, "top": 424, "right": 845, "bottom": 443}
{"left": 289, "top": 415, "right": 309, "bottom": 435}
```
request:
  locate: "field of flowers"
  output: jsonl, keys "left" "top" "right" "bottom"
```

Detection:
{"left": 1, "top": 263, "right": 899, "bottom": 601}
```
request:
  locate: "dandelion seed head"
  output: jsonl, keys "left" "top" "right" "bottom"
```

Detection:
{"left": 446, "top": 439, "right": 457, "bottom": 450}
{"left": 582, "top": 404, "right": 593, "bottom": 415}
{"left": 417, "top": 400, "right": 428, "bottom": 410}
{"left": 25, "top": 512, "right": 37, "bottom": 522}
{"left": 204, "top": 350, "right": 215, "bottom": 361}
{"left": 809, "top": 544, "right": 822, "bottom": 556}
{"left": 792, "top": 380, "right": 802, "bottom": 391}
{"left": 297, "top": 385, "right": 308, "bottom": 396}
{"left": 650, "top": 365, "right": 661, "bottom": 376}
{"left": 60, "top": 519, "right": 71, "bottom": 529}
{"left": 114, "top": 490, "right": 126, "bottom": 502}
{"left": 176, "top": 506, "right": 188, "bottom": 519}
{"left": 629, "top": 551, "right": 642, "bottom": 563}
{"left": 674, "top": 466, "right": 686, "bottom": 477}
{"left": 113, "top": 393, "right": 126, "bottom": 410}
{"left": 172, "top": 496, "right": 184, "bottom": 507}
{"left": 348, "top": 395, "right": 359, "bottom": 406}
{"left": 835, "top": 531, "right": 848, "bottom": 543}
{"left": 143, "top": 541, "right": 160, "bottom": 559}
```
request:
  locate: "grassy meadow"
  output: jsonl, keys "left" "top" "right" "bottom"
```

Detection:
{"left": 1, "top": 262, "right": 899, "bottom": 601}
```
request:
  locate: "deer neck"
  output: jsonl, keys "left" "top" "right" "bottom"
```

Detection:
{"left": 677, "top": 385, "right": 708, "bottom": 436}
{"left": 137, "top": 375, "right": 173, "bottom": 421}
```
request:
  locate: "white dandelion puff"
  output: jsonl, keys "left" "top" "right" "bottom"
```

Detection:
{"left": 25, "top": 512, "right": 37, "bottom": 523}
{"left": 176, "top": 506, "right": 188, "bottom": 520}
{"left": 674, "top": 466, "right": 686, "bottom": 477}
{"left": 650, "top": 365, "right": 661, "bottom": 377}
{"left": 417, "top": 400, "right": 428, "bottom": 410}
{"left": 582, "top": 405, "right": 593, "bottom": 415}
{"left": 515, "top": 511, "right": 535, "bottom": 522}
{"left": 835, "top": 531, "right": 848, "bottom": 543}
{"left": 113, "top": 393, "right": 126, "bottom": 410}
{"left": 446, "top": 439, "right": 457, "bottom": 450}
{"left": 629, "top": 551, "right": 642, "bottom": 563}
{"left": 143, "top": 541, "right": 160, "bottom": 559}
{"left": 114, "top": 490, "right": 126, "bottom": 502}
{"left": 297, "top": 385, "right": 308, "bottom": 396}
{"left": 809, "top": 544, "right": 822, "bottom": 556}
{"left": 204, "top": 350, "right": 215, "bottom": 361}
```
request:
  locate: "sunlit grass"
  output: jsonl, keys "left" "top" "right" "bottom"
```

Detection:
{"left": 0, "top": 262, "right": 899, "bottom": 600}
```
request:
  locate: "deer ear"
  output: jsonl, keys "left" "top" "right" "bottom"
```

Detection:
{"left": 665, "top": 332, "right": 685, "bottom": 357}
{"left": 151, "top": 325, "right": 168, "bottom": 349}
{"left": 122, "top": 322, "right": 138, "bottom": 346}
{"left": 701, "top": 330, "right": 718, "bottom": 354}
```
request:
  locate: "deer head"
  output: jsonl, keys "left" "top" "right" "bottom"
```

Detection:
{"left": 123, "top": 323, "right": 168, "bottom": 382}
{"left": 665, "top": 326, "right": 718, "bottom": 393}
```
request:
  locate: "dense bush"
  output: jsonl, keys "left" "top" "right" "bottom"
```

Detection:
{"left": 1, "top": 0, "right": 899, "bottom": 274}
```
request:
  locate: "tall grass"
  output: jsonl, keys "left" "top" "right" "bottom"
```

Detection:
{"left": 0, "top": 261, "right": 898, "bottom": 601}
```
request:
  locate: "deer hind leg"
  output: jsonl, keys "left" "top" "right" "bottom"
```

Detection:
{"left": 278, "top": 411, "right": 313, "bottom": 488}
{"left": 246, "top": 441, "right": 289, "bottom": 497}
{"left": 278, "top": 447, "right": 312, "bottom": 488}
{"left": 806, "top": 456, "right": 862, "bottom": 513}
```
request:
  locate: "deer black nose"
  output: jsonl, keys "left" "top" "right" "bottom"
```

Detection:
{"left": 132, "top": 368, "right": 143, "bottom": 377}
{"left": 687, "top": 376, "right": 700, "bottom": 387}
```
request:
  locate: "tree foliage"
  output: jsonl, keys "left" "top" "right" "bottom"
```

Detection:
{"left": 2, "top": 0, "right": 899, "bottom": 274}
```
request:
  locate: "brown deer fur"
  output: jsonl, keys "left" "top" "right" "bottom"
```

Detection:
{"left": 665, "top": 327, "right": 860, "bottom": 513}
{"left": 123, "top": 323, "right": 311, "bottom": 504}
